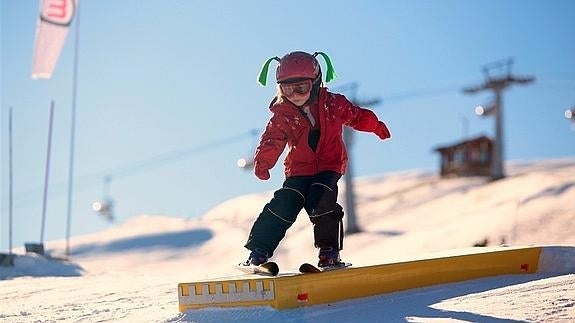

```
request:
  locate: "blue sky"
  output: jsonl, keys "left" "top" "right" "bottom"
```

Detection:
{"left": 1, "top": 1, "right": 574, "bottom": 251}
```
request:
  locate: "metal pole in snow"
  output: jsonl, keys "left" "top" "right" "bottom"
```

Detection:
{"left": 40, "top": 100, "right": 55, "bottom": 243}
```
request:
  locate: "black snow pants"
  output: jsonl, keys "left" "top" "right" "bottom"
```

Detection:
{"left": 244, "top": 171, "right": 344, "bottom": 258}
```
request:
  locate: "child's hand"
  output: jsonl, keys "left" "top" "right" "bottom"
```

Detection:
{"left": 374, "top": 122, "right": 391, "bottom": 140}
{"left": 255, "top": 167, "right": 271, "bottom": 180}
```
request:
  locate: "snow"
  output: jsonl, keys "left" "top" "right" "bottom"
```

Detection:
{"left": 1, "top": 158, "right": 575, "bottom": 322}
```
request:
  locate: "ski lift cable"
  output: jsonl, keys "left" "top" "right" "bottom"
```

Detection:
{"left": 6, "top": 129, "right": 260, "bottom": 209}
{"left": 104, "top": 129, "right": 260, "bottom": 180}
{"left": 9, "top": 77, "right": 573, "bottom": 209}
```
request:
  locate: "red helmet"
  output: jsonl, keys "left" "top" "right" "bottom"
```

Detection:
{"left": 275, "top": 51, "right": 320, "bottom": 83}
{"left": 257, "top": 51, "right": 336, "bottom": 87}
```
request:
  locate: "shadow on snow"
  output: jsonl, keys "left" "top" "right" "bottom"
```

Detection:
{"left": 68, "top": 228, "right": 213, "bottom": 256}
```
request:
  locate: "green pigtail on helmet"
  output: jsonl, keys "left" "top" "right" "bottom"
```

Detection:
{"left": 256, "top": 51, "right": 337, "bottom": 87}
{"left": 313, "top": 52, "right": 337, "bottom": 83}
{"left": 257, "top": 56, "right": 280, "bottom": 86}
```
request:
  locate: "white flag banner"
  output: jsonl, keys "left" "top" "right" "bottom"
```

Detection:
{"left": 31, "top": 0, "right": 77, "bottom": 79}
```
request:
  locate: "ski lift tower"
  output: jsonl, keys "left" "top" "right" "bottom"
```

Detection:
{"left": 565, "top": 106, "right": 575, "bottom": 130}
{"left": 340, "top": 82, "right": 382, "bottom": 234}
{"left": 463, "top": 58, "right": 534, "bottom": 180}
{"left": 92, "top": 175, "right": 115, "bottom": 221}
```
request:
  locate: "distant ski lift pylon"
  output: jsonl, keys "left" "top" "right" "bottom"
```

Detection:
{"left": 92, "top": 199, "right": 114, "bottom": 221}
{"left": 237, "top": 128, "right": 259, "bottom": 171}
{"left": 93, "top": 175, "right": 115, "bottom": 221}
{"left": 237, "top": 157, "right": 254, "bottom": 169}
{"left": 566, "top": 107, "right": 575, "bottom": 121}
{"left": 566, "top": 107, "right": 575, "bottom": 131}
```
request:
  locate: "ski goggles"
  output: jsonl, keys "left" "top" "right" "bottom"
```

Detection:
{"left": 279, "top": 79, "right": 312, "bottom": 97}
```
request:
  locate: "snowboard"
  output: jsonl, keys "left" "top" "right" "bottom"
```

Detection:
{"left": 299, "top": 262, "right": 352, "bottom": 273}
{"left": 235, "top": 261, "right": 280, "bottom": 276}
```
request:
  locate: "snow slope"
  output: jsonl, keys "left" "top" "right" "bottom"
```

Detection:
{"left": 1, "top": 158, "right": 575, "bottom": 322}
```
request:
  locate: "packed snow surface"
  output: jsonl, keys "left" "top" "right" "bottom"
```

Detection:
{"left": 1, "top": 159, "right": 575, "bottom": 322}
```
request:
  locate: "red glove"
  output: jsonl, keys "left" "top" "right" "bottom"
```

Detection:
{"left": 255, "top": 166, "right": 271, "bottom": 180}
{"left": 374, "top": 122, "right": 391, "bottom": 140}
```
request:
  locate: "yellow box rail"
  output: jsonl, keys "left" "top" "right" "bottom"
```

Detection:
{"left": 178, "top": 246, "right": 542, "bottom": 311}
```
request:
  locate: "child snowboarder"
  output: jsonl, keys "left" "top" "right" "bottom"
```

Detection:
{"left": 242, "top": 51, "right": 391, "bottom": 269}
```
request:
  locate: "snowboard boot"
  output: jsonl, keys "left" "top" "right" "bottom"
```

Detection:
{"left": 244, "top": 249, "right": 269, "bottom": 266}
{"left": 318, "top": 247, "right": 341, "bottom": 268}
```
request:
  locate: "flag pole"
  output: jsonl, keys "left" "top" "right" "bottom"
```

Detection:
{"left": 40, "top": 100, "right": 56, "bottom": 244}
{"left": 0, "top": 107, "right": 16, "bottom": 266}
{"left": 8, "top": 107, "right": 14, "bottom": 255}
{"left": 65, "top": 0, "right": 81, "bottom": 257}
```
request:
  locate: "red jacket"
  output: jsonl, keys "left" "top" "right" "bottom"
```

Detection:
{"left": 254, "top": 87, "right": 390, "bottom": 178}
